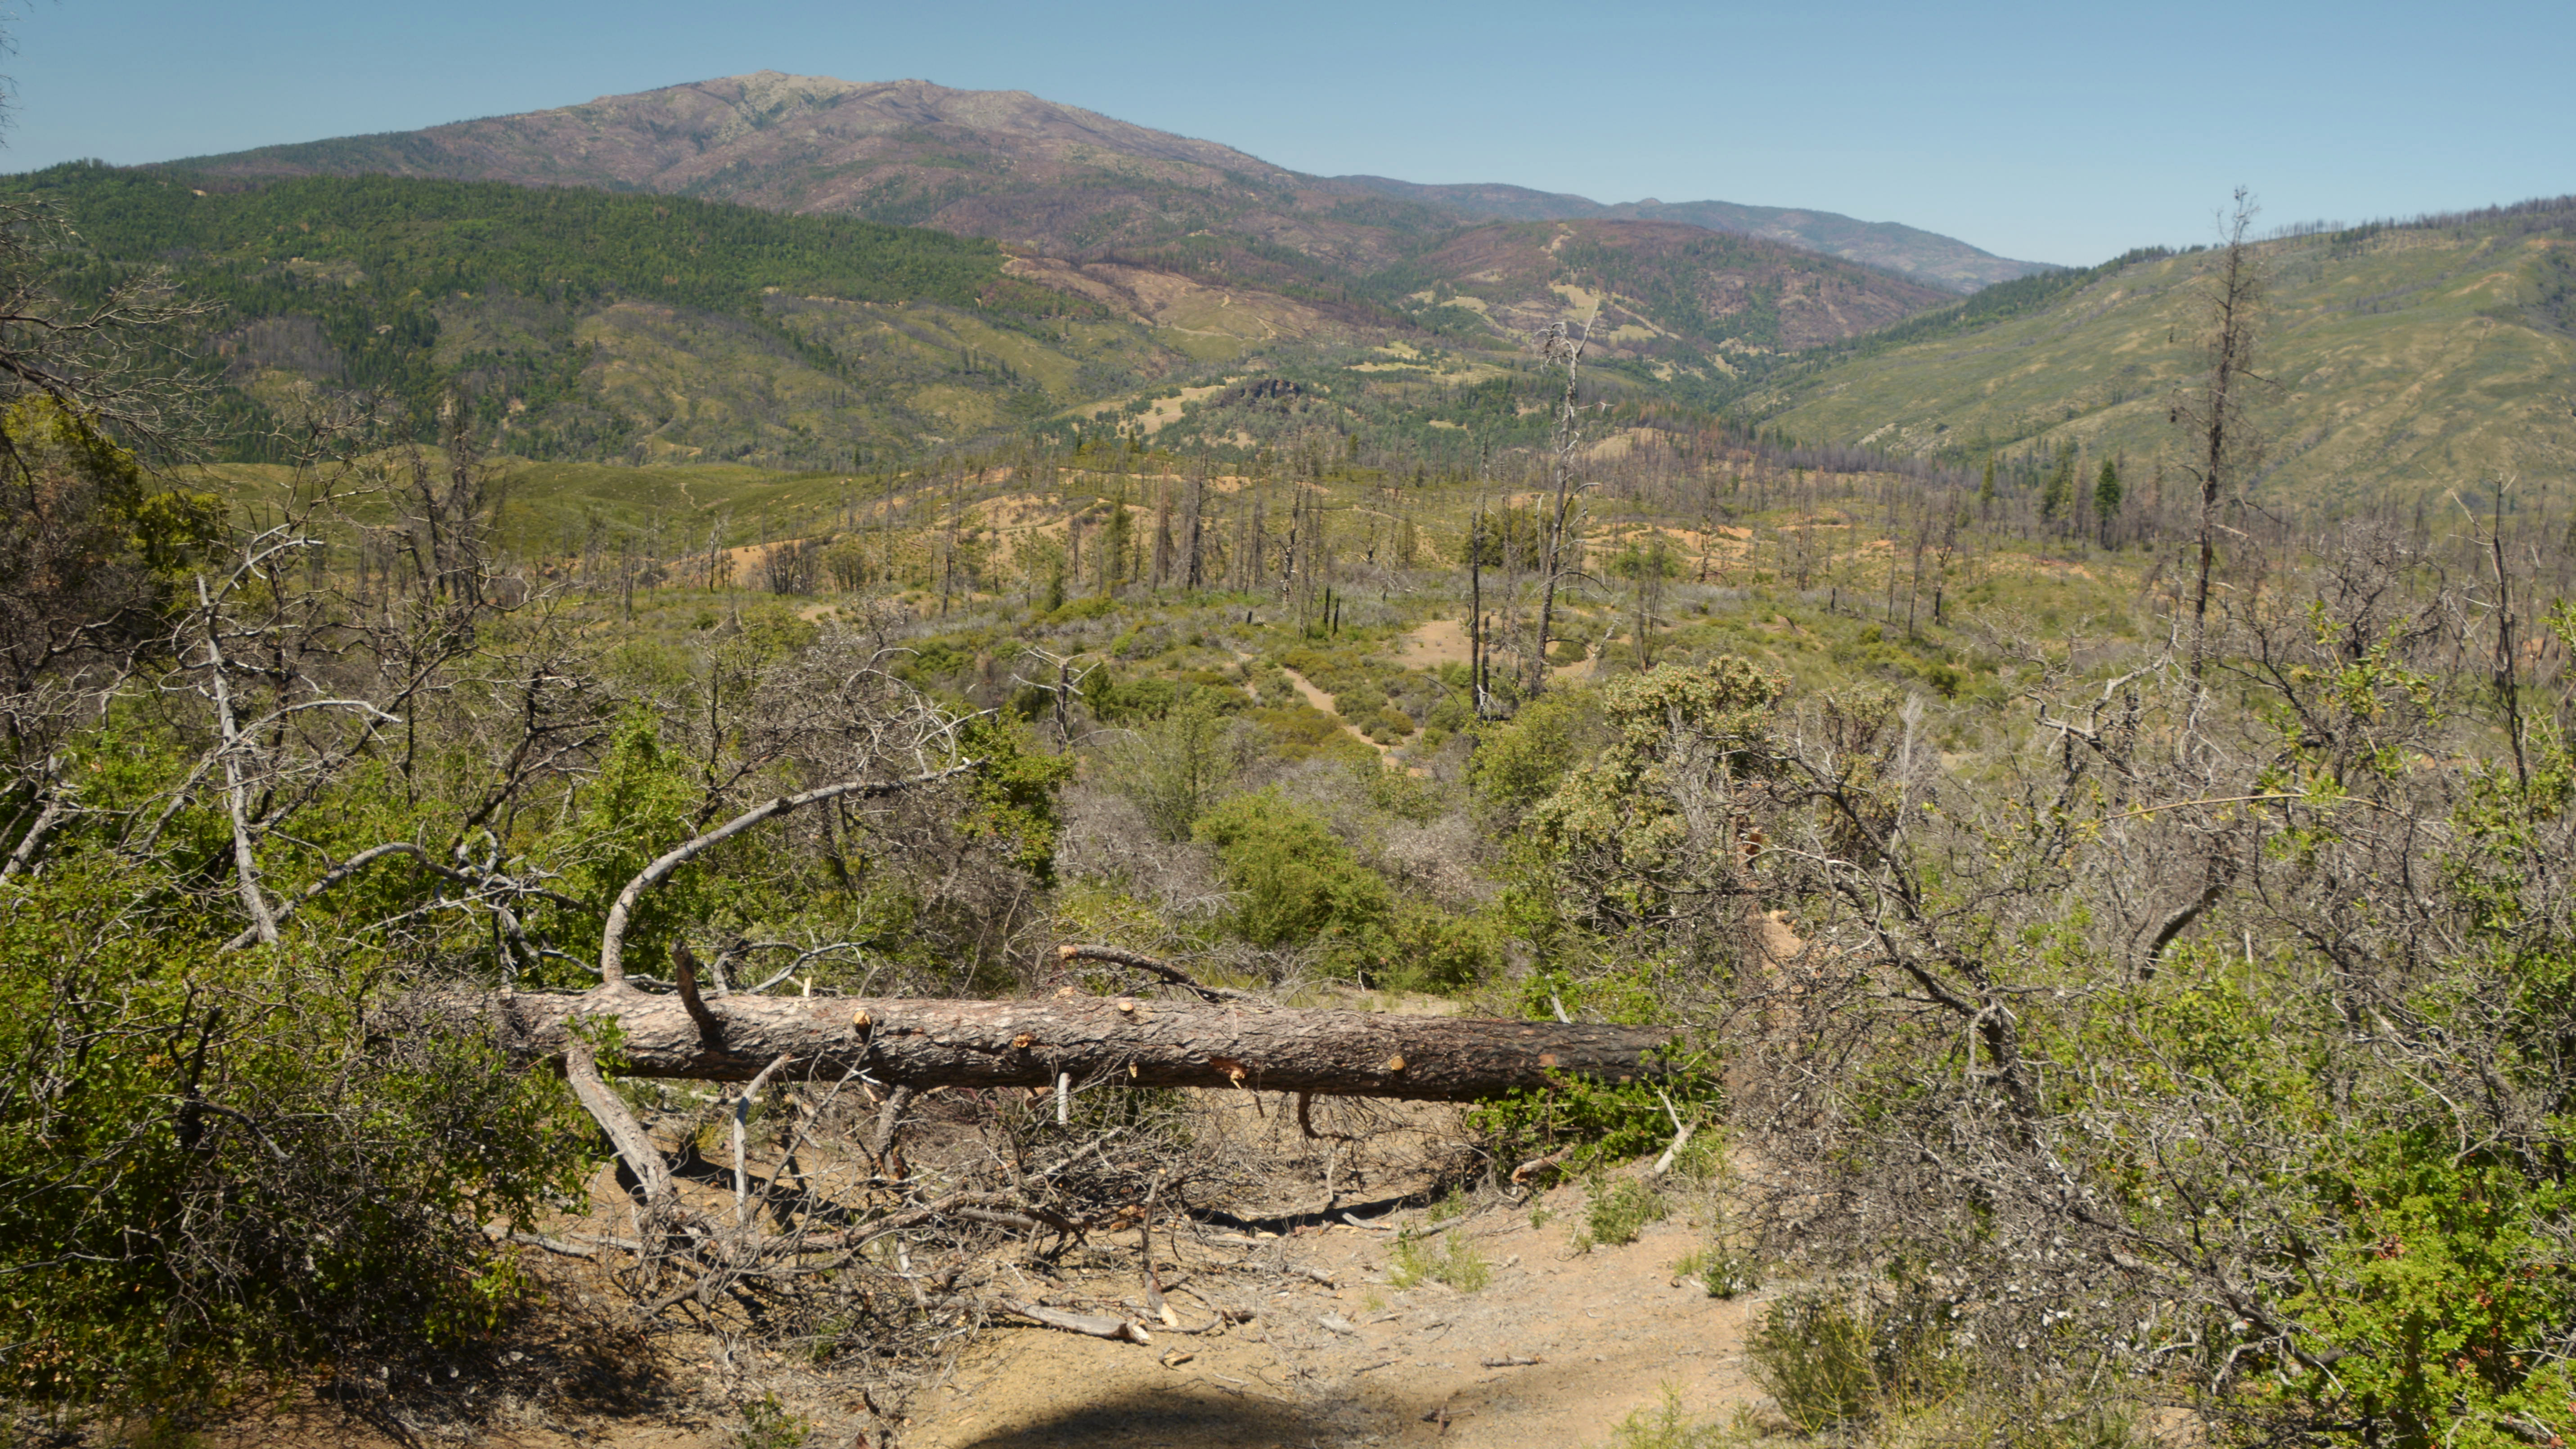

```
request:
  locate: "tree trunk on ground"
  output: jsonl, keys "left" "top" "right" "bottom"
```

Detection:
{"left": 422, "top": 986, "right": 1674, "bottom": 1101}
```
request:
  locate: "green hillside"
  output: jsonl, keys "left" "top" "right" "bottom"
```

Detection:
{"left": 1740, "top": 201, "right": 2576, "bottom": 507}
{"left": 10, "top": 162, "right": 1966, "bottom": 476}
{"left": 10, "top": 162, "right": 1200, "bottom": 467}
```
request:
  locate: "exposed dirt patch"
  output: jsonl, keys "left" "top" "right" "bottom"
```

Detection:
{"left": 1396, "top": 619, "right": 1473, "bottom": 669}
{"left": 178, "top": 1093, "right": 1762, "bottom": 1449}
{"left": 905, "top": 1175, "right": 1762, "bottom": 1449}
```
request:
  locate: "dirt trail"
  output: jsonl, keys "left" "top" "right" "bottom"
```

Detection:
{"left": 1254, "top": 657, "right": 1394, "bottom": 758}
{"left": 904, "top": 1176, "right": 1763, "bottom": 1449}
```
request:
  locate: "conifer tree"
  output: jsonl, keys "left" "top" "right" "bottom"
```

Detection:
{"left": 2094, "top": 458, "right": 2123, "bottom": 547}
{"left": 2040, "top": 445, "right": 2076, "bottom": 526}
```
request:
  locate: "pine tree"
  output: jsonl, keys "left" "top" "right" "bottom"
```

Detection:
{"left": 1099, "top": 488, "right": 1132, "bottom": 597}
{"left": 2094, "top": 458, "right": 2123, "bottom": 547}
{"left": 2040, "top": 447, "right": 2076, "bottom": 525}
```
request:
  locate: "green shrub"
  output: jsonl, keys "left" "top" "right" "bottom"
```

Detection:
{"left": 1388, "top": 1231, "right": 1490, "bottom": 1292}
{"left": 732, "top": 1395, "right": 813, "bottom": 1449}
{"left": 1749, "top": 1292, "right": 1879, "bottom": 1435}
{"left": 0, "top": 855, "right": 589, "bottom": 1404}
{"left": 1466, "top": 689, "right": 1599, "bottom": 816}
{"left": 1044, "top": 593, "right": 1118, "bottom": 624}
{"left": 1192, "top": 789, "right": 1393, "bottom": 952}
{"left": 1363, "top": 708, "right": 1414, "bottom": 742}
{"left": 1600, "top": 1387, "right": 1732, "bottom": 1449}
{"left": 1376, "top": 907, "right": 1497, "bottom": 992}
{"left": 1574, "top": 1176, "right": 1667, "bottom": 1252}
{"left": 1103, "top": 691, "right": 1243, "bottom": 841}
{"left": 1671, "top": 1245, "right": 1760, "bottom": 1299}
{"left": 1466, "top": 1025, "right": 1715, "bottom": 1176}
{"left": 1252, "top": 701, "right": 1371, "bottom": 762}
{"left": 1745, "top": 1286, "right": 1960, "bottom": 1437}
{"left": 1082, "top": 665, "right": 1177, "bottom": 722}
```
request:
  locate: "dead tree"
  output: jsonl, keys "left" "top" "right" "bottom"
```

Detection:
{"left": 435, "top": 982, "right": 1671, "bottom": 1101}
{"left": 2175, "top": 188, "right": 2266, "bottom": 680}
{"left": 1528, "top": 309, "right": 1597, "bottom": 697}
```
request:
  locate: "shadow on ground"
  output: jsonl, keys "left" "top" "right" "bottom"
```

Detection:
{"left": 936, "top": 1383, "right": 1321, "bottom": 1449}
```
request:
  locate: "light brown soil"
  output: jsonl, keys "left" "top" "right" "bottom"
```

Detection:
{"left": 1395, "top": 619, "right": 1473, "bottom": 669}
{"left": 904, "top": 1176, "right": 1762, "bottom": 1449}
{"left": 183, "top": 1091, "right": 1765, "bottom": 1449}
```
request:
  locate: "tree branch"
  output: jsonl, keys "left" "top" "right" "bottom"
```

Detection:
{"left": 1057, "top": 943, "right": 1256, "bottom": 1003}
{"left": 597, "top": 761, "right": 979, "bottom": 986}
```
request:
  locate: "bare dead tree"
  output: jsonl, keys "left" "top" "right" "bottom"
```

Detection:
{"left": 1526, "top": 309, "right": 1598, "bottom": 698}
{"left": 0, "top": 198, "right": 216, "bottom": 459}
{"left": 2174, "top": 188, "right": 2267, "bottom": 681}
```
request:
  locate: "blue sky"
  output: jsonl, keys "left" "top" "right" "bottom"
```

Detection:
{"left": 4, "top": 0, "right": 2567, "bottom": 266}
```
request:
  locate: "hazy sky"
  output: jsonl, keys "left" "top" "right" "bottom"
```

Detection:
{"left": 4, "top": 0, "right": 2567, "bottom": 266}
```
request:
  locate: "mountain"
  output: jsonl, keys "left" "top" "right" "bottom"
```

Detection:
{"left": 1333, "top": 177, "right": 2045, "bottom": 292}
{"left": 1736, "top": 198, "right": 2576, "bottom": 505}
{"left": 17, "top": 159, "right": 1944, "bottom": 470}
{"left": 171, "top": 72, "right": 2040, "bottom": 293}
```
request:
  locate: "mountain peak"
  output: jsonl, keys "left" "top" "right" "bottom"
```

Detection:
{"left": 168, "top": 75, "right": 2043, "bottom": 290}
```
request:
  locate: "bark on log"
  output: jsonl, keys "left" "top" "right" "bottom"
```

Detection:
{"left": 435, "top": 985, "right": 1673, "bottom": 1102}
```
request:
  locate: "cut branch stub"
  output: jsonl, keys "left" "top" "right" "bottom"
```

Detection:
{"left": 446, "top": 987, "right": 1676, "bottom": 1102}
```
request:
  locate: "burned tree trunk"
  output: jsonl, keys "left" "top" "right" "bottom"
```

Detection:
{"left": 435, "top": 985, "right": 1674, "bottom": 1102}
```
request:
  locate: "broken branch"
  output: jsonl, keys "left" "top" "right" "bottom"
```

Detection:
{"left": 1057, "top": 943, "right": 1255, "bottom": 1004}
{"left": 995, "top": 1299, "right": 1152, "bottom": 1343}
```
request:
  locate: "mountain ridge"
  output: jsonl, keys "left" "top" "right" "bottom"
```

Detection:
{"left": 171, "top": 71, "right": 2046, "bottom": 294}
{"left": 1331, "top": 175, "right": 2047, "bottom": 290}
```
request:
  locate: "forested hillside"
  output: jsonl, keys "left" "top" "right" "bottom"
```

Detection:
{"left": 8, "top": 162, "right": 1958, "bottom": 479}
{"left": 1742, "top": 197, "right": 2576, "bottom": 506}
{"left": 14, "top": 161, "right": 1209, "bottom": 466}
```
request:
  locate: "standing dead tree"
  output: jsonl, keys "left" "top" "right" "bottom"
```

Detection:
{"left": 2174, "top": 187, "right": 2267, "bottom": 681}
{"left": 1527, "top": 309, "right": 1598, "bottom": 698}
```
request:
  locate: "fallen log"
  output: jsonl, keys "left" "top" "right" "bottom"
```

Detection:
{"left": 431, "top": 984, "right": 1674, "bottom": 1102}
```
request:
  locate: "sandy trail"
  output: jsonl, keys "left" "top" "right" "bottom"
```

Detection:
{"left": 1266, "top": 662, "right": 1395, "bottom": 758}
{"left": 905, "top": 1175, "right": 1762, "bottom": 1449}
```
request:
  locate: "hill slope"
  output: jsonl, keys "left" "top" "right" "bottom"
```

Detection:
{"left": 17, "top": 160, "right": 1955, "bottom": 466}
{"left": 21, "top": 163, "right": 1225, "bottom": 466}
{"left": 1741, "top": 200, "right": 2576, "bottom": 506}
{"left": 172, "top": 72, "right": 2040, "bottom": 293}
{"left": 1379, "top": 220, "right": 1949, "bottom": 375}
{"left": 1334, "top": 176, "right": 2045, "bottom": 291}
